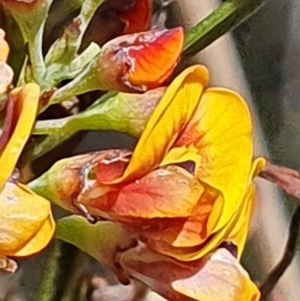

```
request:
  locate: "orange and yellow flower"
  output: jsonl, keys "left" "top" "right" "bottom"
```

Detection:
{"left": 37, "top": 65, "right": 265, "bottom": 263}
{"left": 85, "top": 65, "right": 265, "bottom": 261}
{"left": 0, "top": 31, "right": 55, "bottom": 270}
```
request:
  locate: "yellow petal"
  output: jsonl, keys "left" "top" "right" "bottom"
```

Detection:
{"left": 177, "top": 87, "right": 254, "bottom": 233}
{"left": 0, "top": 182, "right": 55, "bottom": 257}
{"left": 106, "top": 65, "right": 209, "bottom": 184}
{"left": 0, "top": 83, "right": 40, "bottom": 189}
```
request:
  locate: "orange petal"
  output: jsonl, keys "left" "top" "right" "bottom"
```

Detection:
{"left": 105, "top": 65, "right": 209, "bottom": 184}
{"left": 0, "top": 182, "right": 55, "bottom": 257}
{"left": 98, "top": 28, "right": 184, "bottom": 92}
{"left": 126, "top": 27, "right": 184, "bottom": 89}
{"left": 0, "top": 83, "right": 40, "bottom": 189}
{"left": 148, "top": 159, "right": 265, "bottom": 262}
{"left": 110, "top": 166, "right": 203, "bottom": 220}
{"left": 176, "top": 88, "right": 254, "bottom": 233}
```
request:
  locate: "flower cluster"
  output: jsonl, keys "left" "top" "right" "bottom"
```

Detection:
{"left": 0, "top": 1, "right": 266, "bottom": 300}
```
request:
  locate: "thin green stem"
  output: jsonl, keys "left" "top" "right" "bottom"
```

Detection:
{"left": 183, "top": 0, "right": 266, "bottom": 58}
{"left": 45, "top": 0, "right": 105, "bottom": 66}
{"left": 35, "top": 241, "right": 63, "bottom": 301}
{"left": 27, "top": 22, "right": 47, "bottom": 85}
{"left": 48, "top": 60, "right": 101, "bottom": 106}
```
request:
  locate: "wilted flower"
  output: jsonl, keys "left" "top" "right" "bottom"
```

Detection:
{"left": 32, "top": 65, "right": 265, "bottom": 263}
{"left": 118, "top": 244, "right": 260, "bottom": 301}
{"left": 0, "top": 181, "right": 55, "bottom": 272}
{"left": 96, "top": 27, "right": 184, "bottom": 91}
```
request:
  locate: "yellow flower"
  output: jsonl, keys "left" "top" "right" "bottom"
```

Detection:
{"left": 37, "top": 65, "right": 265, "bottom": 263}
{"left": 0, "top": 72, "right": 55, "bottom": 271}
{"left": 86, "top": 65, "right": 265, "bottom": 261}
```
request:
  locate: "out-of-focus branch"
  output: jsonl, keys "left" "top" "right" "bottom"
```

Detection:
{"left": 259, "top": 206, "right": 300, "bottom": 300}
{"left": 258, "top": 162, "right": 300, "bottom": 299}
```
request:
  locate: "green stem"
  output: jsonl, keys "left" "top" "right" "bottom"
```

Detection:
{"left": 45, "top": 0, "right": 105, "bottom": 65}
{"left": 28, "top": 92, "right": 138, "bottom": 160}
{"left": 35, "top": 241, "right": 63, "bottom": 301}
{"left": 27, "top": 22, "right": 47, "bottom": 85}
{"left": 183, "top": 0, "right": 265, "bottom": 58}
{"left": 48, "top": 60, "right": 102, "bottom": 106}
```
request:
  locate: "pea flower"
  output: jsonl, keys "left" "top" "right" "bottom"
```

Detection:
{"left": 49, "top": 27, "right": 183, "bottom": 103}
{"left": 32, "top": 65, "right": 265, "bottom": 263}
{"left": 0, "top": 78, "right": 55, "bottom": 272}
{"left": 55, "top": 216, "right": 260, "bottom": 301}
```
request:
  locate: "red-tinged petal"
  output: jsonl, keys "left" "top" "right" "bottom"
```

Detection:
{"left": 98, "top": 28, "right": 184, "bottom": 92}
{"left": 118, "top": 245, "right": 260, "bottom": 301}
{"left": 176, "top": 88, "right": 254, "bottom": 233}
{"left": 29, "top": 150, "right": 132, "bottom": 214}
{"left": 88, "top": 165, "right": 203, "bottom": 221}
{"left": 121, "top": 0, "right": 151, "bottom": 34}
{"left": 103, "top": 65, "right": 209, "bottom": 185}
{"left": 84, "top": 0, "right": 151, "bottom": 47}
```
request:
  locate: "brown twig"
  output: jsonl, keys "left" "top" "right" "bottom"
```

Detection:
{"left": 259, "top": 161, "right": 300, "bottom": 199}
{"left": 259, "top": 205, "right": 300, "bottom": 300}
{"left": 258, "top": 161, "right": 300, "bottom": 299}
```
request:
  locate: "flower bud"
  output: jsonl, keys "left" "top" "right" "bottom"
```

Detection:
{"left": 97, "top": 27, "right": 184, "bottom": 92}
